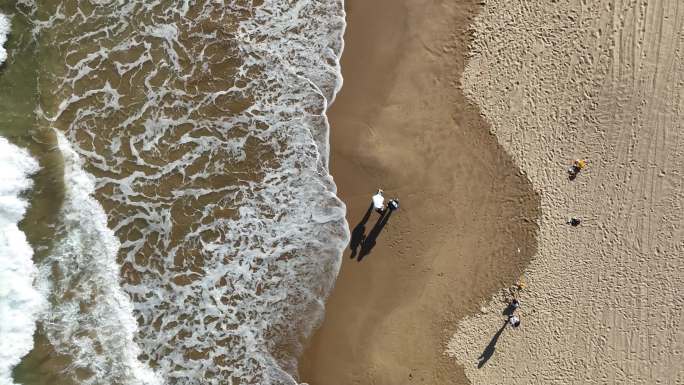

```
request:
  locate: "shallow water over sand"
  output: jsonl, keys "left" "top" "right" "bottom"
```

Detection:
{"left": 1, "top": 1, "right": 349, "bottom": 384}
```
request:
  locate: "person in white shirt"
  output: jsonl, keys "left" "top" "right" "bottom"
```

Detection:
{"left": 372, "top": 189, "right": 385, "bottom": 214}
{"left": 508, "top": 314, "right": 520, "bottom": 328}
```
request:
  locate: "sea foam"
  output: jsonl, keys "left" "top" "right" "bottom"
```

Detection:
{"left": 32, "top": 1, "right": 349, "bottom": 383}
{"left": 0, "top": 13, "right": 9, "bottom": 65}
{"left": 0, "top": 137, "right": 42, "bottom": 385}
{"left": 36, "top": 131, "right": 160, "bottom": 385}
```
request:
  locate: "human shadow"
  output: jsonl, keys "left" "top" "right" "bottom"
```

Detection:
{"left": 356, "top": 209, "right": 393, "bottom": 261}
{"left": 477, "top": 321, "right": 508, "bottom": 368}
{"left": 349, "top": 203, "right": 374, "bottom": 259}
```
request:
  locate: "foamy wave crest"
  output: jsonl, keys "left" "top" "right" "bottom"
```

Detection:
{"left": 36, "top": 131, "right": 161, "bottom": 385}
{"left": 0, "top": 13, "right": 9, "bottom": 65}
{"left": 0, "top": 137, "right": 42, "bottom": 385}
{"left": 237, "top": 0, "right": 346, "bottom": 167}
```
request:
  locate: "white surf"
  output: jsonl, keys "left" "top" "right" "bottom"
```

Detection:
{"left": 0, "top": 137, "right": 43, "bottom": 385}
{"left": 36, "top": 131, "right": 161, "bottom": 385}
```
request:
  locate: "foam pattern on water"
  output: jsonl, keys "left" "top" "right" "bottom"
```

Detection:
{"left": 236, "top": 1, "right": 345, "bottom": 167}
{"left": 35, "top": 1, "right": 348, "bottom": 384}
{"left": 0, "top": 137, "right": 43, "bottom": 385}
{"left": 36, "top": 131, "right": 161, "bottom": 385}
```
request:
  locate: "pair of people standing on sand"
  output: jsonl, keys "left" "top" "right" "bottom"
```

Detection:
{"left": 371, "top": 189, "right": 398, "bottom": 214}
{"left": 508, "top": 299, "right": 521, "bottom": 328}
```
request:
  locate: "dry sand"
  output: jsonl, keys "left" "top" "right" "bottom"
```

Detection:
{"left": 448, "top": 0, "right": 684, "bottom": 383}
{"left": 298, "top": 0, "right": 539, "bottom": 384}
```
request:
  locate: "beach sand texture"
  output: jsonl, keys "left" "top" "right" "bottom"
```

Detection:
{"left": 299, "top": 0, "right": 539, "bottom": 384}
{"left": 449, "top": 0, "right": 684, "bottom": 383}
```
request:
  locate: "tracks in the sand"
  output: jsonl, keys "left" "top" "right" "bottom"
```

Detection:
{"left": 448, "top": 0, "right": 683, "bottom": 383}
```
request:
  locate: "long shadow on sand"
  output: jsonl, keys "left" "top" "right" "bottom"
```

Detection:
{"left": 477, "top": 321, "right": 508, "bottom": 368}
{"left": 356, "top": 209, "right": 393, "bottom": 262}
{"left": 349, "top": 203, "right": 374, "bottom": 259}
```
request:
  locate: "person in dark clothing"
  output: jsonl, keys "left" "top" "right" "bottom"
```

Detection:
{"left": 568, "top": 217, "right": 581, "bottom": 226}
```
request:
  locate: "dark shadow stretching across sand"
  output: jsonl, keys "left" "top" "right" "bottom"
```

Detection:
{"left": 349, "top": 203, "right": 373, "bottom": 259}
{"left": 477, "top": 321, "right": 508, "bottom": 368}
{"left": 357, "top": 209, "right": 393, "bottom": 261}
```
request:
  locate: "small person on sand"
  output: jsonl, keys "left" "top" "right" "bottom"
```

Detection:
{"left": 372, "top": 189, "right": 385, "bottom": 214}
{"left": 567, "top": 217, "right": 581, "bottom": 226}
{"left": 387, "top": 198, "right": 399, "bottom": 212}
{"left": 516, "top": 279, "right": 526, "bottom": 291}
{"left": 508, "top": 314, "right": 521, "bottom": 328}
{"left": 568, "top": 158, "right": 587, "bottom": 179}
{"left": 503, "top": 297, "right": 520, "bottom": 316}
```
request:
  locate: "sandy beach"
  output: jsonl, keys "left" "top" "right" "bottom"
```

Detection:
{"left": 1, "top": 0, "right": 679, "bottom": 383}
{"left": 298, "top": 1, "right": 539, "bottom": 384}
{"left": 448, "top": 0, "right": 684, "bottom": 383}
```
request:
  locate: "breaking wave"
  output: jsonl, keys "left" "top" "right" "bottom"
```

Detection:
{"left": 0, "top": 13, "right": 9, "bottom": 65}
{"left": 0, "top": 137, "right": 43, "bottom": 385}
{"left": 36, "top": 131, "right": 161, "bottom": 385}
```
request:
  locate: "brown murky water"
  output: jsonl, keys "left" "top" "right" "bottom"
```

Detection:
{"left": 2, "top": 1, "right": 349, "bottom": 384}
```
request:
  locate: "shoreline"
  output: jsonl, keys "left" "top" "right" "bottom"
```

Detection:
{"left": 298, "top": 1, "right": 540, "bottom": 384}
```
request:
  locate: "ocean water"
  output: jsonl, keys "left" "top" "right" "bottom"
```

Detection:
{"left": 0, "top": 1, "right": 349, "bottom": 384}
{"left": 0, "top": 136, "right": 43, "bottom": 385}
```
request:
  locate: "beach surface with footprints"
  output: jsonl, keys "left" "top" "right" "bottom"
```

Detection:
{"left": 449, "top": 0, "right": 683, "bottom": 383}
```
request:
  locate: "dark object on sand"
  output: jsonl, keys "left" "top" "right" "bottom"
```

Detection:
{"left": 477, "top": 321, "right": 507, "bottom": 368}
{"left": 387, "top": 198, "right": 399, "bottom": 211}
{"left": 503, "top": 298, "right": 520, "bottom": 316}
{"left": 357, "top": 209, "right": 393, "bottom": 261}
{"left": 349, "top": 203, "right": 374, "bottom": 259}
{"left": 567, "top": 217, "right": 581, "bottom": 226}
{"left": 568, "top": 159, "right": 587, "bottom": 180}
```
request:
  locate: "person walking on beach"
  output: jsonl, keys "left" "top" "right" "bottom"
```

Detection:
{"left": 508, "top": 314, "right": 521, "bottom": 328}
{"left": 504, "top": 297, "right": 520, "bottom": 316}
{"left": 372, "top": 189, "right": 385, "bottom": 214}
{"left": 387, "top": 198, "right": 399, "bottom": 212}
{"left": 568, "top": 158, "right": 587, "bottom": 179}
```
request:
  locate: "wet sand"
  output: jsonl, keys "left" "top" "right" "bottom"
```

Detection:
{"left": 448, "top": 0, "right": 684, "bottom": 383}
{"left": 298, "top": 1, "right": 539, "bottom": 384}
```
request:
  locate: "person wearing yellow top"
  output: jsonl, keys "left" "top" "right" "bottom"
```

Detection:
{"left": 568, "top": 158, "right": 587, "bottom": 178}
